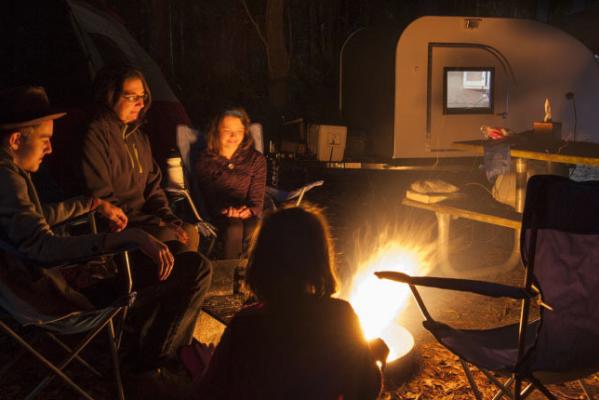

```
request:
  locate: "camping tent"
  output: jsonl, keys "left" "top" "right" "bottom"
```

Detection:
{"left": 0, "top": 0, "right": 193, "bottom": 194}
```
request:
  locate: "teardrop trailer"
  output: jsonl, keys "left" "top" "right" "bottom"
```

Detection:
{"left": 329, "top": 16, "right": 599, "bottom": 276}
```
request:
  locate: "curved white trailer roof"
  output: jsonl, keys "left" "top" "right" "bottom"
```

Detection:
{"left": 341, "top": 16, "right": 599, "bottom": 159}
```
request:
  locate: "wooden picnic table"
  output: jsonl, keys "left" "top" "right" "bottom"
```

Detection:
{"left": 453, "top": 138, "right": 599, "bottom": 166}
{"left": 454, "top": 138, "right": 599, "bottom": 212}
{"left": 401, "top": 137, "right": 599, "bottom": 276}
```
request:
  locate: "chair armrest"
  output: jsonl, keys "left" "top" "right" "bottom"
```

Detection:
{"left": 0, "top": 237, "right": 137, "bottom": 270}
{"left": 51, "top": 210, "right": 97, "bottom": 231}
{"left": 375, "top": 271, "right": 533, "bottom": 300}
{"left": 287, "top": 180, "right": 324, "bottom": 200}
{"left": 164, "top": 188, "right": 217, "bottom": 238}
{"left": 266, "top": 180, "right": 325, "bottom": 203}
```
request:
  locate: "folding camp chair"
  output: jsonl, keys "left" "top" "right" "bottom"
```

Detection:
{"left": 164, "top": 153, "right": 218, "bottom": 255}
{"left": 263, "top": 180, "right": 324, "bottom": 212}
{"left": 168, "top": 127, "right": 324, "bottom": 257}
{"left": 376, "top": 175, "right": 599, "bottom": 399}
{"left": 0, "top": 213, "right": 136, "bottom": 400}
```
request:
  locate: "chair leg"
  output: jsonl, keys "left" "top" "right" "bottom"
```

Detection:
{"left": 107, "top": 318, "right": 125, "bottom": 400}
{"left": 0, "top": 331, "right": 42, "bottom": 377}
{"left": 526, "top": 375, "right": 558, "bottom": 400}
{"left": 207, "top": 235, "right": 216, "bottom": 256}
{"left": 520, "top": 383, "right": 535, "bottom": 398}
{"left": 460, "top": 359, "right": 483, "bottom": 400}
{"left": 116, "top": 307, "right": 129, "bottom": 349}
{"left": 26, "top": 308, "right": 120, "bottom": 399}
{"left": 45, "top": 332, "right": 102, "bottom": 377}
{"left": 578, "top": 379, "right": 593, "bottom": 400}
{"left": 514, "top": 375, "right": 522, "bottom": 400}
{"left": 0, "top": 321, "right": 94, "bottom": 400}
{"left": 481, "top": 370, "right": 514, "bottom": 400}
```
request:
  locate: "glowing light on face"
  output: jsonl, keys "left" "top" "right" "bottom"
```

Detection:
{"left": 218, "top": 115, "right": 245, "bottom": 155}
{"left": 12, "top": 120, "right": 54, "bottom": 173}
{"left": 115, "top": 78, "right": 145, "bottom": 124}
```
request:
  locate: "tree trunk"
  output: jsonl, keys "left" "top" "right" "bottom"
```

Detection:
{"left": 265, "top": 0, "right": 289, "bottom": 110}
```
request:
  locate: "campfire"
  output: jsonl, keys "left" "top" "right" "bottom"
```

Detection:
{"left": 344, "top": 228, "right": 434, "bottom": 383}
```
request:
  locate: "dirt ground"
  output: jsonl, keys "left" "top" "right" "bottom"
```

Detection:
{"left": 1, "top": 166, "right": 598, "bottom": 399}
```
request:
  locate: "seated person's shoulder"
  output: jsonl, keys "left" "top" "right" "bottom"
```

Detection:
{"left": 230, "top": 302, "right": 266, "bottom": 322}
{"left": 250, "top": 148, "right": 266, "bottom": 161}
{"left": 85, "top": 112, "right": 119, "bottom": 136}
{"left": 288, "top": 296, "right": 356, "bottom": 324}
{"left": 314, "top": 295, "right": 352, "bottom": 308}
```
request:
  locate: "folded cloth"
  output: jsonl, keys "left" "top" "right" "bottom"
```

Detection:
{"left": 483, "top": 142, "right": 511, "bottom": 183}
{"left": 410, "top": 179, "right": 459, "bottom": 194}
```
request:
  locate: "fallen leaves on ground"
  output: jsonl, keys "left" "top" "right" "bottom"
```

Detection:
{"left": 382, "top": 340, "right": 598, "bottom": 400}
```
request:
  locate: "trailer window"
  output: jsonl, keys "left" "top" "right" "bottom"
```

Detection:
{"left": 443, "top": 67, "right": 494, "bottom": 114}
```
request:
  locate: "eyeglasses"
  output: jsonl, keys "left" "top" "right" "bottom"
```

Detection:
{"left": 121, "top": 93, "right": 148, "bottom": 103}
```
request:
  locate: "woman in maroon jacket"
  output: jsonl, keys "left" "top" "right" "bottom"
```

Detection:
{"left": 195, "top": 107, "right": 266, "bottom": 259}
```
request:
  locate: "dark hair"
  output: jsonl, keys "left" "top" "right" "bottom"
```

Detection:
{"left": 206, "top": 107, "right": 254, "bottom": 154}
{"left": 1, "top": 125, "right": 38, "bottom": 145}
{"left": 92, "top": 65, "right": 152, "bottom": 120}
{"left": 246, "top": 205, "right": 338, "bottom": 304}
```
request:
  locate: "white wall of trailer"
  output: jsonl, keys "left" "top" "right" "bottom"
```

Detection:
{"left": 393, "top": 16, "right": 599, "bottom": 158}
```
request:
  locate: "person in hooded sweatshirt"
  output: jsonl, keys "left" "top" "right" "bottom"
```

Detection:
{"left": 81, "top": 65, "right": 199, "bottom": 253}
{"left": 81, "top": 66, "right": 212, "bottom": 382}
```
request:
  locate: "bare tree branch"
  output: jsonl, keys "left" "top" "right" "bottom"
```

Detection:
{"left": 239, "top": 0, "right": 272, "bottom": 72}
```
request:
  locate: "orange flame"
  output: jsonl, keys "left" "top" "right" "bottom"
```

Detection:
{"left": 343, "top": 224, "right": 435, "bottom": 361}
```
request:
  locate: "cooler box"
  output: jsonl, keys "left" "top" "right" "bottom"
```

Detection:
{"left": 307, "top": 124, "right": 347, "bottom": 162}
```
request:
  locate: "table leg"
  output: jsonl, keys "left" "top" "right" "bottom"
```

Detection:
{"left": 435, "top": 210, "right": 521, "bottom": 276}
{"left": 515, "top": 158, "right": 528, "bottom": 213}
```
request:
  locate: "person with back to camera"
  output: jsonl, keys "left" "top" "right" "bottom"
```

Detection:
{"left": 194, "top": 107, "right": 266, "bottom": 259}
{"left": 192, "top": 205, "right": 386, "bottom": 399}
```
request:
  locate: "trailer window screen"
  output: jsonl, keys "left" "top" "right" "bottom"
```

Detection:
{"left": 444, "top": 67, "right": 494, "bottom": 114}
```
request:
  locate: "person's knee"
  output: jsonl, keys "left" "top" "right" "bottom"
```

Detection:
{"left": 173, "top": 252, "right": 212, "bottom": 291}
{"left": 182, "top": 222, "right": 200, "bottom": 251}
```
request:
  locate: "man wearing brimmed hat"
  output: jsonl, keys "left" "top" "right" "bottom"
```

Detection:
{"left": 0, "top": 86, "right": 131, "bottom": 271}
{"left": 0, "top": 86, "right": 211, "bottom": 389}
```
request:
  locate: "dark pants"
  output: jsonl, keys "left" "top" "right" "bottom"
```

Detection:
{"left": 215, "top": 216, "right": 258, "bottom": 259}
{"left": 82, "top": 242, "right": 212, "bottom": 371}
{"left": 133, "top": 222, "right": 200, "bottom": 253}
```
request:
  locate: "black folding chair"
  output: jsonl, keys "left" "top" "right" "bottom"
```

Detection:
{"left": 377, "top": 175, "right": 599, "bottom": 399}
{"left": 0, "top": 213, "right": 136, "bottom": 400}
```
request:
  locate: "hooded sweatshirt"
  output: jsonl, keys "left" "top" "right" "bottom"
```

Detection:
{"left": 81, "top": 111, "right": 179, "bottom": 226}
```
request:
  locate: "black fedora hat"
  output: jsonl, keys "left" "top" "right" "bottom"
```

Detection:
{"left": 0, "top": 86, "right": 66, "bottom": 130}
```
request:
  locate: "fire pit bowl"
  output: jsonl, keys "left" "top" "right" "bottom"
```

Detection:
{"left": 381, "top": 324, "right": 417, "bottom": 388}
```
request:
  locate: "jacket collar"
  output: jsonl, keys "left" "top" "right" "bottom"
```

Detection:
{"left": 97, "top": 110, "right": 142, "bottom": 139}
{"left": 0, "top": 146, "right": 26, "bottom": 175}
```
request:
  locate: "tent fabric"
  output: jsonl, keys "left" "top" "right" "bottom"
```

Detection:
{"left": 67, "top": 0, "right": 178, "bottom": 102}
{"left": 65, "top": 0, "right": 194, "bottom": 166}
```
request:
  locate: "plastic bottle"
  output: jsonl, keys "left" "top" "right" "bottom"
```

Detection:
{"left": 266, "top": 140, "right": 280, "bottom": 187}
{"left": 165, "top": 148, "right": 185, "bottom": 189}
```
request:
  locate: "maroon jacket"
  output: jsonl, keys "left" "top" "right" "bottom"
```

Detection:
{"left": 195, "top": 297, "right": 382, "bottom": 399}
{"left": 195, "top": 148, "right": 266, "bottom": 219}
